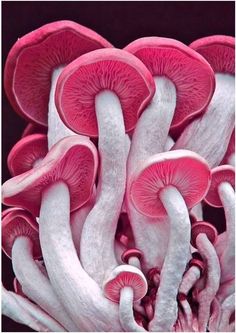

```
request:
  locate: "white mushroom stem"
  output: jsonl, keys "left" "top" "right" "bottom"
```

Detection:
{"left": 217, "top": 278, "right": 235, "bottom": 303}
{"left": 208, "top": 297, "right": 222, "bottom": 332}
{"left": 173, "top": 73, "right": 235, "bottom": 167}
{"left": 165, "top": 135, "right": 175, "bottom": 151}
{"left": 179, "top": 265, "right": 201, "bottom": 295}
{"left": 70, "top": 186, "right": 96, "bottom": 255}
{"left": 191, "top": 202, "right": 203, "bottom": 220}
{"left": 195, "top": 233, "right": 221, "bottom": 332}
{"left": 48, "top": 67, "right": 80, "bottom": 149}
{"left": 149, "top": 186, "right": 191, "bottom": 332}
{"left": 80, "top": 91, "right": 126, "bottom": 286}
{"left": 2, "top": 285, "right": 65, "bottom": 332}
{"left": 218, "top": 181, "right": 235, "bottom": 283}
{"left": 179, "top": 299, "right": 193, "bottom": 330}
{"left": 215, "top": 232, "right": 227, "bottom": 258}
{"left": 128, "top": 256, "right": 141, "bottom": 269}
{"left": 127, "top": 77, "right": 176, "bottom": 271}
{"left": 218, "top": 293, "right": 235, "bottom": 332}
{"left": 227, "top": 153, "right": 235, "bottom": 167}
{"left": 40, "top": 181, "right": 122, "bottom": 331}
{"left": 119, "top": 287, "right": 147, "bottom": 332}
{"left": 11, "top": 236, "right": 78, "bottom": 331}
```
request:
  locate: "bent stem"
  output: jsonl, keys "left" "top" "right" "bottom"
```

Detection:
{"left": 218, "top": 293, "right": 235, "bottom": 332}
{"left": 149, "top": 186, "right": 190, "bottom": 332}
{"left": 196, "top": 233, "right": 221, "bottom": 332}
{"left": 12, "top": 236, "right": 78, "bottom": 331}
{"left": 2, "top": 285, "right": 65, "bottom": 332}
{"left": 218, "top": 181, "right": 235, "bottom": 283}
{"left": 39, "top": 181, "right": 121, "bottom": 331}
{"left": 179, "top": 265, "right": 201, "bottom": 295}
{"left": 127, "top": 77, "right": 176, "bottom": 271}
{"left": 80, "top": 91, "right": 126, "bottom": 286}
{"left": 119, "top": 287, "right": 146, "bottom": 332}
{"left": 173, "top": 73, "right": 235, "bottom": 168}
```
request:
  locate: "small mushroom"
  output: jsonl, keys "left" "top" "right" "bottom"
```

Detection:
{"left": 124, "top": 37, "right": 214, "bottom": 272}
{"left": 2, "top": 208, "right": 77, "bottom": 331}
{"left": 103, "top": 264, "right": 148, "bottom": 332}
{"left": 205, "top": 165, "right": 235, "bottom": 283}
{"left": 191, "top": 221, "right": 221, "bottom": 332}
{"left": 121, "top": 248, "right": 143, "bottom": 269}
{"left": 129, "top": 149, "right": 211, "bottom": 331}
{"left": 7, "top": 134, "right": 48, "bottom": 176}
{"left": 174, "top": 35, "right": 235, "bottom": 167}
{"left": 55, "top": 48, "right": 155, "bottom": 286}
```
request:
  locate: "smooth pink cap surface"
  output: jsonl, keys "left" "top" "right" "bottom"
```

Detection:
{"left": 2, "top": 209, "right": 42, "bottom": 259}
{"left": 22, "top": 123, "right": 47, "bottom": 138}
{"left": 103, "top": 265, "right": 148, "bottom": 303}
{"left": 2, "top": 207, "right": 24, "bottom": 219}
{"left": 4, "top": 20, "right": 113, "bottom": 126}
{"left": 55, "top": 48, "right": 155, "bottom": 137}
{"left": 205, "top": 165, "right": 235, "bottom": 207}
{"left": 190, "top": 35, "right": 235, "bottom": 74}
{"left": 2, "top": 136, "right": 98, "bottom": 217}
{"left": 130, "top": 150, "right": 211, "bottom": 218}
{"left": 191, "top": 221, "right": 218, "bottom": 248}
{"left": 7, "top": 134, "right": 48, "bottom": 176}
{"left": 124, "top": 37, "right": 215, "bottom": 130}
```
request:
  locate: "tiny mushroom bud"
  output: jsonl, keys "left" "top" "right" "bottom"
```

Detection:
{"left": 205, "top": 165, "right": 235, "bottom": 283}
{"left": 7, "top": 134, "right": 48, "bottom": 176}
{"left": 130, "top": 149, "right": 211, "bottom": 332}
{"left": 121, "top": 248, "right": 143, "bottom": 269}
{"left": 55, "top": 47, "right": 155, "bottom": 286}
{"left": 103, "top": 264, "right": 148, "bottom": 332}
{"left": 191, "top": 221, "right": 221, "bottom": 332}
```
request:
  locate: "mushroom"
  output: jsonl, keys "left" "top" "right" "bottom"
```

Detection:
{"left": 13, "top": 278, "right": 26, "bottom": 298}
{"left": 103, "top": 264, "right": 148, "bottom": 332}
{"left": 208, "top": 297, "right": 222, "bottom": 332}
{"left": 55, "top": 47, "right": 155, "bottom": 286}
{"left": 218, "top": 293, "right": 235, "bottom": 332}
{"left": 4, "top": 20, "right": 112, "bottom": 149}
{"left": 2, "top": 136, "right": 124, "bottom": 331}
{"left": 205, "top": 165, "right": 235, "bottom": 283}
{"left": 191, "top": 221, "right": 221, "bottom": 332}
{"left": 121, "top": 248, "right": 143, "bottom": 269}
{"left": 2, "top": 284, "right": 65, "bottom": 332}
{"left": 7, "top": 134, "right": 48, "bottom": 176}
{"left": 21, "top": 123, "right": 47, "bottom": 138}
{"left": 124, "top": 37, "right": 214, "bottom": 272}
{"left": 129, "top": 149, "right": 211, "bottom": 331}
{"left": 173, "top": 35, "right": 235, "bottom": 168}
{"left": 2, "top": 208, "right": 77, "bottom": 331}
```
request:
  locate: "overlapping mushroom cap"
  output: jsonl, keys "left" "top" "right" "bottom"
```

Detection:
{"left": 124, "top": 37, "right": 215, "bottom": 130}
{"left": 55, "top": 48, "right": 155, "bottom": 136}
{"left": 189, "top": 35, "right": 235, "bottom": 74}
{"left": 4, "top": 20, "right": 113, "bottom": 126}
{"left": 191, "top": 221, "right": 218, "bottom": 248}
{"left": 129, "top": 150, "right": 211, "bottom": 217}
{"left": 2, "top": 136, "right": 98, "bottom": 216}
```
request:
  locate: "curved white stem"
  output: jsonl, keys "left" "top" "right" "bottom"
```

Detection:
{"left": 228, "top": 152, "right": 235, "bottom": 167}
{"left": 119, "top": 287, "right": 147, "bottom": 332}
{"left": 40, "top": 181, "right": 121, "bottom": 331}
{"left": 127, "top": 77, "right": 176, "bottom": 272}
{"left": 218, "top": 181, "right": 235, "bottom": 283}
{"left": 150, "top": 186, "right": 191, "bottom": 332}
{"left": 208, "top": 297, "right": 221, "bottom": 332}
{"left": 218, "top": 293, "right": 235, "bottom": 332}
{"left": 12, "top": 236, "right": 77, "bottom": 331}
{"left": 191, "top": 202, "right": 203, "bottom": 220}
{"left": 217, "top": 278, "right": 235, "bottom": 303}
{"left": 173, "top": 73, "right": 235, "bottom": 168}
{"left": 180, "top": 299, "right": 193, "bottom": 330}
{"left": 2, "top": 285, "right": 65, "bottom": 332}
{"left": 179, "top": 265, "right": 201, "bottom": 295}
{"left": 80, "top": 91, "right": 126, "bottom": 286}
{"left": 196, "top": 233, "right": 221, "bottom": 332}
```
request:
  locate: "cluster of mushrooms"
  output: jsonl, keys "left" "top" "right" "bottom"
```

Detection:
{"left": 2, "top": 20, "right": 235, "bottom": 332}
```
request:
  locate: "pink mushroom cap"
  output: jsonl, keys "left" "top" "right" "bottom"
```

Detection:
{"left": 22, "top": 123, "right": 47, "bottom": 138}
{"left": 121, "top": 248, "right": 143, "bottom": 264}
{"left": 189, "top": 258, "right": 205, "bottom": 276}
{"left": 130, "top": 150, "right": 211, "bottom": 218}
{"left": 189, "top": 35, "right": 235, "bottom": 74}
{"left": 191, "top": 221, "right": 218, "bottom": 248}
{"left": 2, "top": 209, "right": 42, "bottom": 259}
{"left": 7, "top": 134, "right": 48, "bottom": 176}
{"left": 103, "top": 265, "right": 148, "bottom": 303}
{"left": 205, "top": 165, "right": 235, "bottom": 207}
{"left": 124, "top": 37, "right": 215, "bottom": 131}
{"left": 2, "top": 136, "right": 98, "bottom": 217}
{"left": 4, "top": 20, "right": 113, "bottom": 126}
{"left": 55, "top": 48, "right": 155, "bottom": 137}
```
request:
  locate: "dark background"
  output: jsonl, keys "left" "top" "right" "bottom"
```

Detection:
{"left": 2, "top": 1, "right": 235, "bottom": 331}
